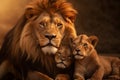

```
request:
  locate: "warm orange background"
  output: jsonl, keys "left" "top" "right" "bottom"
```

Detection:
{"left": 0, "top": 0, "right": 30, "bottom": 46}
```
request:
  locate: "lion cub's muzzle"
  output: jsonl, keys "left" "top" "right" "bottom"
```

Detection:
{"left": 73, "top": 49, "right": 84, "bottom": 59}
{"left": 56, "top": 58, "right": 68, "bottom": 69}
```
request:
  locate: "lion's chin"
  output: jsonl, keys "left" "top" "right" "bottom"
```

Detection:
{"left": 41, "top": 46, "right": 58, "bottom": 55}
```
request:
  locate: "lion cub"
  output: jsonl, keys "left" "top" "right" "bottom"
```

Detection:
{"left": 54, "top": 45, "right": 74, "bottom": 80}
{"left": 72, "top": 34, "right": 120, "bottom": 80}
{"left": 55, "top": 45, "right": 73, "bottom": 69}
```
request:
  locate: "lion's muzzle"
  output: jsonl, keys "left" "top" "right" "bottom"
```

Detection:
{"left": 45, "top": 34, "right": 56, "bottom": 40}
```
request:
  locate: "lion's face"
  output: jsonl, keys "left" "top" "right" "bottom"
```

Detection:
{"left": 33, "top": 12, "right": 66, "bottom": 54}
{"left": 55, "top": 46, "right": 73, "bottom": 69}
{"left": 18, "top": 0, "right": 77, "bottom": 62}
{"left": 72, "top": 34, "right": 98, "bottom": 59}
{"left": 20, "top": 12, "right": 66, "bottom": 55}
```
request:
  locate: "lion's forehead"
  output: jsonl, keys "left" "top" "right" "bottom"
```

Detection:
{"left": 36, "top": 12, "right": 65, "bottom": 23}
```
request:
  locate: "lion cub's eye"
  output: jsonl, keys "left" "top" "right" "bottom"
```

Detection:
{"left": 56, "top": 23, "right": 63, "bottom": 28}
{"left": 39, "top": 22, "right": 46, "bottom": 28}
{"left": 57, "top": 52, "right": 61, "bottom": 56}
{"left": 72, "top": 42, "right": 76, "bottom": 47}
{"left": 83, "top": 43, "right": 88, "bottom": 48}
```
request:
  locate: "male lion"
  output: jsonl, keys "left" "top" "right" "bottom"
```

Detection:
{"left": 0, "top": 0, "right": 77, "bottom": 80}
{"left": 71, "top": 34, "right": 120, "bottom": 80}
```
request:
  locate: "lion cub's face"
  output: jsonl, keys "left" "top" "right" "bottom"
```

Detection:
{"left": 55, "top": 45, "right": 73, "bottom": 69}
{"left": 72, "top": 34, "right": 98, "bottom": 59}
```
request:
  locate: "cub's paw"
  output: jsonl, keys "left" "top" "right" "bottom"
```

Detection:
{"left": 55, "top": 74, "right": 70, "bottom": 80}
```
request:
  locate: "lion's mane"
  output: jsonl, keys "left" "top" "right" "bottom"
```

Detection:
{"left": 0, "top": 0, "right": 77, "bottom": 79}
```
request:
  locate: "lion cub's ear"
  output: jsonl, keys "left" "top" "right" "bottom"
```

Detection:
{"left": 88, "top": 36, "right": 98, "bottom": 47}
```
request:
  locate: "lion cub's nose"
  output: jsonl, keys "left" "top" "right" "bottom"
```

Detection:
{"left": 75, "top": 49, "right": 80, "bottom": 52}
{"left": 45, "top": 34, "right": 56, "bottom": 40}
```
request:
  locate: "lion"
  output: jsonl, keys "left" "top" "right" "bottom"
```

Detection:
{"left": 71, "top": 34, "right": 120, "bottom": 80}
{"left": 54, "top": 45, "right": 74, "bottom": 80}
{"left": 0, "top": 0, "right": 77, "bottom": 80}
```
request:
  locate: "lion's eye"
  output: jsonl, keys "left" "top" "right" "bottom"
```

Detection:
{"left": 39, "top": 22, "right": 45, "bottom": 28}
{"left": 56, "top": 23, "right": 63, "bottom": 28}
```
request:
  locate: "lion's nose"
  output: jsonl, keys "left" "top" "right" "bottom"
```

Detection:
{"left": 45, "top": 34, "right": 56, "bottom": 40}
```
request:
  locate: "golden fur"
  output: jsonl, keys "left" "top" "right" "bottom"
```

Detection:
{"left": 0, "top": 0, "right": 77, "bottom": 79}
{"left": 55, "top": 74, "right": 70, "bottom": 80}
{"left": 55, "top": 45, "right": 73, "bottom": 69}
{"left": 72, "top": 34, "right": 120, "bottom": 80}
{"left": 54, "top": 45, "right": 74, "bottom": 80}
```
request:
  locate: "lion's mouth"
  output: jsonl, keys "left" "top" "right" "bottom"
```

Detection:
{"left": 41, "top": 42, "right": 58, "bottom": 48}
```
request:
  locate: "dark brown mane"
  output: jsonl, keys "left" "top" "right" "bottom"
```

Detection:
{"left": 0, "top": 0, "right": 77, "bottom": 79}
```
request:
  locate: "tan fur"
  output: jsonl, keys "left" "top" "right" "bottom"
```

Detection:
{"left": 0, "top": 0, "right": 77, "bottom": 79}
{"left": 55, "top": 74, "right": 70, "bottom": 80}
{"left": 54, "top": 45, "right": 73, "bottom": 80}
{"left": 72, "top": 34, "right": 120, "bottom": 80}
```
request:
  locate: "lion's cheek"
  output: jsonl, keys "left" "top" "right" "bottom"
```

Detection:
{"left": 41, "top": 46, "right": 58, "bottom": 55}
{"left": 51, "top": 38, "right": 61, "bottom": 47}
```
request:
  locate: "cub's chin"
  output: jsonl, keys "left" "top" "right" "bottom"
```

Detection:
{"left": 56, "top": 63, "right": 66, "bottom": 69}
{"left": 75, "top": 55, "right": 84, "bottom": 60}
{"left": 41, "top": 46, "right": 58, "bottom": 55}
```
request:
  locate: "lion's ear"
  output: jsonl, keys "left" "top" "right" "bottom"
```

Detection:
{"left": 65, "top": 16, "right": 76, "bottom": 23}
{"left": 25, "top": 7, "right": 38, "bottom": 19}
{"left": 88, "top": 36, "right": 98, "bottom": 47}
{"left": 68, "top": 16, "right": 76, "bottom": 23}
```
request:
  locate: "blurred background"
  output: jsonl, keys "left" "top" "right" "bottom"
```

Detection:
{"left": 0, "top": 0, "right": 120, "bottom": 55}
